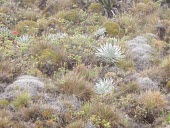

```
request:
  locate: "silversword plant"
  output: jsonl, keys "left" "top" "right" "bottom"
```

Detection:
{"left": 47, "top": 33, "right": 68, "bottom": 43}
{"left": 94, "top": 28, "right": 106, "bottom": 38}
{"left": 0, "top": 27, "right": 11, "bottom": 35}
{"left": 95, "top": 42, "right": 124, "bottom": 64}
{"left": 94, "top": 78, "right": 114, "bottom": 95}
{"left": 17, "top": 34, "right": 32, "bottom": 44}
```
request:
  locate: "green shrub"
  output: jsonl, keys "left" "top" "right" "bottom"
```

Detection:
{"left": 12, "top": 92, "right": 31, "bottom": 108}
{"left": 117, "top": 59, "right": 135, "bottom": 71}
{"left": 98, "top": 0, "right": 117, "bottom": 18}
{"left": 0, "top": 100, "right": 9, "bottom": 108}
{"left": 166, "top": 81, "right": 170, "bottom": 91}
{"left": 103, "top": 21, "right": 121, "bottom": 37}
{"left": 161, "top": 56, "right": 170, "bottom": 71}
{"left": 81, "top": 102, "right": 121, "bottom": 127}
{"left": 88, "top": 3, "right": 104, "bottom": 14}
{"left": 38, "top": 49, "right": 60, "bottom": 65}
{"left": 37, "top": 18, "right": 48, "bottom": 33}
{"left": 64, "top": 10, "right": 79, "bottom": 23}
{"left": 17, "top": 9, "right": 40, "bottom": 21}
{"left": 15, "top": 20, "right": 38, "bottom": 35}
{"left": 37, "top": 48, "right": 64, "bottom": 76}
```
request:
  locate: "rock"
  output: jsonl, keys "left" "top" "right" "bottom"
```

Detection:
{"left": 166, "top": 93, "right": 170, "bottom": 106}
{"left": 37, "top": 94, "right": 82, "bottom": 113}
{"left": 0, "top": 75, "right": 44, "bottom": 100}
{"left": 85, "top": 122, "right": 96, "bottom": 128}
{"left": 0, "top": 84, "right": 6, "bottom": 93}
{"left": 145, "top": 33, "right": 159, "bottom": 39}
{"left": 136, "top": 77, "right": 159, "bottom": 90}
{"left": 125, "top": 36, "right": 156, "bottom": 71}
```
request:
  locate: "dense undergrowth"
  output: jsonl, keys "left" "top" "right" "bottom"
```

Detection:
{"left": 0, "top": 0, "right": 170, "bottom": 127}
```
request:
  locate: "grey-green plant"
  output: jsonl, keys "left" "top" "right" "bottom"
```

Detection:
{"left": 17, "top": 34, "right": 32, "bottom": 44}
{"left": 46, "top": 33, "right": 68, "bottom": 43}
{"left": 94, "top": 78, "right": 114, "bottom": 95}
{"left": 0, "top": 27, "right": 11, "bottom": 36}
{"left": 95, "top": 42, "right": 124, "bottom": 65}
{"left": 167, "top": 112, "right": 170, "bottom": 123}
{"left": 94, "top": 28, "right": 106, "bottom": 39}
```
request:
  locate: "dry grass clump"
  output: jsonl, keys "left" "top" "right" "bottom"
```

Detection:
{"left": 17, "top": 9, "right": 41, "bottom": 21}
{"left": 132, "top": 2, "right": 158, "bottom": 16}
{"left": 73, "top": 64, "right": 98, "bottom": 81}
{"left": 119, "top": 14, "right": 140, "bottom": 36}
{"left": 0, "top": 58, "right": 25, "bottom": 83}
{"left": 118, "top": 82, "right": 140, "bottom": 96}
{"left": 120, "top": 1, "right": 160, "bottom": 35}
{"left": 58, "top": 72, "right": 94, "bottom": 101}
{"left": 0, "top": 117, "right": 13, "bottom": 128}
{"left": 15, "top": 20, "right": 39, "bottom": 35}
{"left": 138, "top": 90, "right": 168, "bottom": 111}
{"left": 20, "top": 105, "right": 42, "bottom": 122}
{"left": 56, "top": 0, "right": 72, "bottom": 11}
{"left": 0, "top": 60, "right": 15, "bottom": 83}
{"left": 66, "top": 120, "right": 84, "bottom": 128}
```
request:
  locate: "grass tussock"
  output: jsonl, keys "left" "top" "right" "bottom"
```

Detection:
{"left": 58, "top": 72, "right": 94, "bottom": 101}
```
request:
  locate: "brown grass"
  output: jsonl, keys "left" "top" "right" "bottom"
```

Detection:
{"left": 58, "top": 72, "right": 94, "bottom": 101}
{"left": 138, "top": 90, "right": 168, "bottom": 111}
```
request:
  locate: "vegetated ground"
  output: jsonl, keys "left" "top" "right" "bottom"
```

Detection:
{"left": 0, "top": 0, "right": 170, "bottom": 128}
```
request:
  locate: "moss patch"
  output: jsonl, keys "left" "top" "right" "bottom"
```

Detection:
{"left": 103, "top": 21, "right": 121, "bottom": 37}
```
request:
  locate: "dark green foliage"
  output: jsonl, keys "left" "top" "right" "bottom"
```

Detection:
{"left": 97, "top": 0, "right": 118, "bottom": 18}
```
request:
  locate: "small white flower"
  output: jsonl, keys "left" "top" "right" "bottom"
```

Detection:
{"left": 94, "top": 78, "right": 115, "bottom": 95}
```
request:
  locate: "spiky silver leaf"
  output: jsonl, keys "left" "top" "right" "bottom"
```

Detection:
{"left": 94, "top": 28, "right": 106, "bottom": 37}
{"left": 94, "top": 78, "right": 114, "bottom": 95}
{"left": 95, "top": 43, "right": 124, "bottom": 64}
{"left": 0, "top": 27, "right": 11, "bottom": 35}
{"left": 47, "top": 33, "right": 68, "bottom": 43}
{"left": 17, "top": 34, "right": 32, "bottom": 44}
